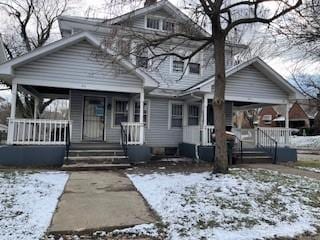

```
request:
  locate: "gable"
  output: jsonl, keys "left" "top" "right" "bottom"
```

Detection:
{"left": 13, "top": 40, "right": 143, "bottom": 93}
{"left": 224, "top": 65, "right": 289, "bottom": 102}
{"left": 289, "top": 103, "right": 309, "bottom": 120}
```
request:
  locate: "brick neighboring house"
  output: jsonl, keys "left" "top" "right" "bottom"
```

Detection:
{"left": 259, "top": 102, "right": 318, "bottom": 129}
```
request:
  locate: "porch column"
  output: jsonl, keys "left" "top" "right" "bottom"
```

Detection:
{"left": 34, "top": 97, "right": 39, "bottom": 119}
{"left": 201, "top": 95, "right": 208, "bottom": 145}
{"left": 7, "top": 82, "right": 17, "bottom": 144}
{"left": 285, "top": 103, "right": 290, "bottom": 145}
{"left": 139, "top": 91, "right": 144, "bottom": 145}
{"left": 10, "top": 82, "right": 17, "bottom": 119}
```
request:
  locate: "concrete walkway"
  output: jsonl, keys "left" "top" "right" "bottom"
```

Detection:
{"left": 48, "top": 171, "right": 156, "bottom": 234}
{"left": 240, "top": 163, "right": 320, "bottom": 180}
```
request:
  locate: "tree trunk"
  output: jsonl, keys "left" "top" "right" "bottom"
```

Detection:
{"left": 213, "top": 35, "right": 228, "bottom": 173}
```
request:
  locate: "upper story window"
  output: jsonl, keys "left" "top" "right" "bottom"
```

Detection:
{"left": 146, "top": 17, "right": 160, "bottom": 30}
{"left": 135, "top": 48, "right": 149, "bottom": 68}
{"left": 146, "top": 16, "right": 175, "bottom": 32}
{"left": 188, "top": 62, "right": 200, "bottom": 74}
{"left": 172, "top": 60, "right": 184, "bottom": 72}
{"left": 163, "top": 20, "right": 175, "bottom": 32}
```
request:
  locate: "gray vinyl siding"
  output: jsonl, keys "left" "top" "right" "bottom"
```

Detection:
{"left": 145, "top": 97, "right": 183, "bottom": 147}
{"left": 70, "top": 90, "right": 130, "bottom": 143}
{"left": 14, "top": 40, "right": 142, "bottom": 92}
{"left": 226, "top": 101, "right": 233, "bottom": 126}
{"left": 225, "top": 65, "right": 288, "bottom": 100}
{"left": 69, "top": 91, "right": 233, "bottom": 146}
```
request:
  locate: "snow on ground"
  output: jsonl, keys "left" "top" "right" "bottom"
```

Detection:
{"left": 128, "top": 169, "right": 320, "bottom": 240}
{"left": 0, "top": 171, "right": 68, "bottom": 240}
{"left": 290, "top": 135, "right": 320, "bottom": 149}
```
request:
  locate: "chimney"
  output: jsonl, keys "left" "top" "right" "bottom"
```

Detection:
{"left": 144, "top": 0, "right": 157, "bottom": 7}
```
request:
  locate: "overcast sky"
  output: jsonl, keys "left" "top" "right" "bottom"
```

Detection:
{"left": 0, "top": 0, "right": 318, "bottom": 101}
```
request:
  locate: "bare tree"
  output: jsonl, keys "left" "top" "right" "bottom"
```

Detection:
{"left": 0, "top": 0, "right": 69, "bottom": 117}
{"left": 103, "top": 0, "right": 301, "bottom": 173}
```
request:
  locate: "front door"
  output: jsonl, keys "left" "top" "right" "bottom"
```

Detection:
{"left": 83, "top": 96, "right": 105, "bottom": 141}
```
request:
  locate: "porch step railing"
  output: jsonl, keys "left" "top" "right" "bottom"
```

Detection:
{"left": 7, "top": 118, "right": 72, "bottom": 145}
{"left": 256, "top": 127, "right": 278, "bottom": 164}
{"left": 120, "top": 122, "right": 144, "bottom": 145}
{"left": 257, "top": 127, "right": 296, "bottom": 146}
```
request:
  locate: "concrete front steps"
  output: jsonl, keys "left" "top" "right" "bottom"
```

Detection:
{"left": 233, "top": 149, "right": 273, "bottom": 164}
{"left": 62, "top": 143, "right": 131, "bottom": 171}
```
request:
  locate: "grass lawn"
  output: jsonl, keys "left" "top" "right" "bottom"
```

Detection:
{"left": 0, "top": 170, "right": 68, "bottom": 240}
{"left": 122, "top": 168, "right": 320, "bottom": 240}
{"left": 295, "top": 160, "right": 320, "bottom": 173}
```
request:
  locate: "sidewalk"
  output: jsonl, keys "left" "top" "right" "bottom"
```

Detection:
{"left": 48, "top": 171, "right": 156, "bottom": 234}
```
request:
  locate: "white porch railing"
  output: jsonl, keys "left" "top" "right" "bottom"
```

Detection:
{"left": 121, "top": 122, "right": 144, "bottom": 145}
{"left": 257, "top": 127, "right": 296, "bottom": 146}
{"left": 201, "top": 125, "right": 215, "bottom": 146}
{"left": 7, "top": 118, "right": 71, "bottom": 145}
{"left": 183, "top": 126, "right": 201, "bottom": 145}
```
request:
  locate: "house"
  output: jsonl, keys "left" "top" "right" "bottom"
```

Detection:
{"left": 259, "top": 102, "right": 318, "bottom": 129}
{"left": 0, "top": 0, "right": 302, "bottom": 166}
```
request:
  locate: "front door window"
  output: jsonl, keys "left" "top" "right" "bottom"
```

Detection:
{"left": 83, "top": 96, "right": 105, "bottom": 141}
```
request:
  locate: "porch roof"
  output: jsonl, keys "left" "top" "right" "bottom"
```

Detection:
{"left": 184, "top": 57, "right": 304, "bottom": 102}
{"left": 0, "top": 31, "right": 159, "bottom": 90}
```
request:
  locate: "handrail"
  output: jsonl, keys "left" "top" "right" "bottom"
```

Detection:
{"left": 256, "top": 127, "right": 278, "bottom": 164}
{"left": 120, "top": 123, "right": 128, "bottom": 156}
{"left": 233, "top": 134, "right": 243, "bottom": 163}
{"left": 65, "top": 122, "right": 71, "bottom": 161}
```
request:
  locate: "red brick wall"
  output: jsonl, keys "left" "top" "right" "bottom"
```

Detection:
{"left": 289, "top": 103, "right": 309, "bottom": 128}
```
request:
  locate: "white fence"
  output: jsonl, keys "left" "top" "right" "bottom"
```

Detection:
{"left": 121, "top": 122, "right": 144, "bottom": 145}
{"left": 7, "top": 118, "right": 71, "bottom": 145}
{"left": 183, "top": 126, "right": 201, "bottom": 145}
{"left": 258, "top": 127, "right": 296, "bottom": 146}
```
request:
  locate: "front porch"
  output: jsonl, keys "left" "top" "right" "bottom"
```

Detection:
{"left": 6, "top": 84, "right": 146, "bottom": 147}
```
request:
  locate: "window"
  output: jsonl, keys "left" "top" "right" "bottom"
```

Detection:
{"left": 113, "top": 100, "right": 128, "bottom": 126}
{"left": 188, "top": 105, "right": 199, "bottom": 125}
{"left": 171, "top": 103, "right": 183, "bottom": 128}
{"left": 136, "top": 56, "right": 148, "bottom": 68}
{"left": 172, "top": 60, "right": 184, "bottom": 72}
{"left": 163, "top": 20, "right": 175, "bottom": 32}
{"left": 262, "top": 114, "right": 272, "bottom": 125}
{"left": 146, "top": 17, "right": 160, "bottom": 30}
{"left": 134, "top": 101, "right": 149, "bottom": 125}
{"left": 189, "top": 63, "right": 200, "bottom": 74}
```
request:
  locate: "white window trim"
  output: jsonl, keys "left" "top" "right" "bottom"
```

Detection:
{"left": 168, "top": 100, "right": 184, "bottom": 129}
{"left": 111, "top": 97, "right": 130, "bottom": 128}
{"left": 144, "top": 15, "right": 176, "bottom": 32}
{"left": 187, "top": 52, "right": 203, "bottom": 76}
{"left": 187, "top": 103, "right": 201, "bottom": 126}
{"left": 170, "top": 56, "right": 186, "bottom": 74}
{"left": 133, "top": 99, "right": 151, "bottom": 129}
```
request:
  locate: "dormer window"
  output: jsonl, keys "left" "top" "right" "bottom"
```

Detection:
{"left": 163, "top": 20, "right": 175, "bottom": 32}
{"left": 145, "top": 16, "right": 175, "bottom": 32}
{"left": 146, "top": 17, "right": 160, "bottom": 30}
